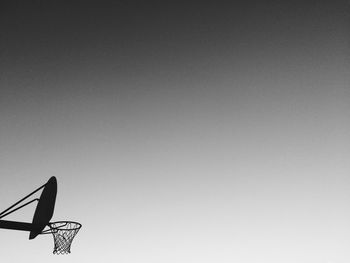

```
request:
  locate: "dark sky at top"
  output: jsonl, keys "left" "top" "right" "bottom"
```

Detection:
{"left": 2, "top": 2, "right": 348, "bottom": 53}
{"left": 1, "top": 2, "right": 348, "bottom": 105}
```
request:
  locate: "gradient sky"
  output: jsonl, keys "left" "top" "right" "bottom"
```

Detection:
{"left": 0, "top": 2, "right": 349, "bottom": 262}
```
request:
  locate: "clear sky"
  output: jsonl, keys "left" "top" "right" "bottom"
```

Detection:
{"left": 0, "top": 2, "right": 349, "bottom": 262}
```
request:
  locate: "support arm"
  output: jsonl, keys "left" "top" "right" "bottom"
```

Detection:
{"left": 0, "top": 184, "right": 46, "bottom": 219}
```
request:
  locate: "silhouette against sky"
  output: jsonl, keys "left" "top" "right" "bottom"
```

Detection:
{"left": 0, "top": 2, "right": 349, "bottom": 262}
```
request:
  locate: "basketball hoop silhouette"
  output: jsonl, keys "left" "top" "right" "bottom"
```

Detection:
{"left": 0, "top": 177, "right": 82, "bottom": 254}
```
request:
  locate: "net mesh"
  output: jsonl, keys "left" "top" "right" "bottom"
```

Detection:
{"left": 49, "top": 221, "right": 82, "bottom": 254}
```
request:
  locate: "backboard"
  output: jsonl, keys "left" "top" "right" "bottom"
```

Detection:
{"left": 29, "top": 176, "right": 57, "bottom": 239}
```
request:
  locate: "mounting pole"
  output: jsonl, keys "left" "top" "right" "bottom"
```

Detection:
{"left": 0, "top": 220, "right": 37, "bottom": 232}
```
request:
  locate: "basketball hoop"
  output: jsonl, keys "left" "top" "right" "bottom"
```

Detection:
{"left": 0, "top": 177, "right": 82, "bottom": 254}
{"left": 47, "top": 221, "right": 82, "bottom": 254}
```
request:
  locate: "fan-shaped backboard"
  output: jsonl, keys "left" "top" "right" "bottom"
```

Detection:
{"left": 29, "top": 176, "right": 57, "bottom": 239}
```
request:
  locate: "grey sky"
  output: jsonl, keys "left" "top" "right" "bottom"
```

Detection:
{"left": 0, "top": 2, "right": 349, "bottom": 262}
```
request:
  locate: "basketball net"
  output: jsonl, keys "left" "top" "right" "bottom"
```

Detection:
{"left": 49, "top": 221, "right": 82, "bottom": 254}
